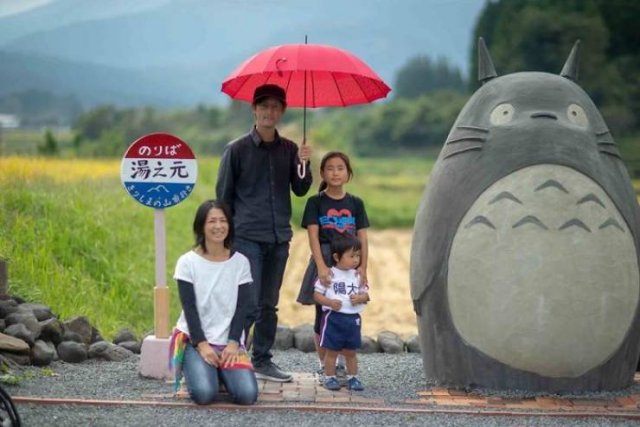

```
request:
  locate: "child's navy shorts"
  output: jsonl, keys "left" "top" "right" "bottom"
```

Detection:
{"left": 319, "top": 311, "right": 362, "bottom": 351}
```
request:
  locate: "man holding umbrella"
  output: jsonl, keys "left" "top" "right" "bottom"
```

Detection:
{"left": 216, "top": 84, "right": 312, "bottom": 382}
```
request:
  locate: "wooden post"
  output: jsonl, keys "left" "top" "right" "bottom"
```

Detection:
{"left": 0, "top": 258, "right": 8, "bottom": 299}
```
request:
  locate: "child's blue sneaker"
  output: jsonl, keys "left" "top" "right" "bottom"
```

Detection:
{"left": 323, "top": 376, "right": 341, "bottom": 391}
{"left": 347, "top": 376, "right": 364, "bottom": 391}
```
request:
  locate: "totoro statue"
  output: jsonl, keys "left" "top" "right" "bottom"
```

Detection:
{"left": 410, "top": 38, "right": 640, "bottom": 391}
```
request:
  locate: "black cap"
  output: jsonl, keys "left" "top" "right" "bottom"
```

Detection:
{"left": 253, "top": 84, "right": 287, "bottom": 107}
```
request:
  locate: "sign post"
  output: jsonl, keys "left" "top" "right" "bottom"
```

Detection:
{"left": 121, "top": 133, "right": 197, "bottom": 379}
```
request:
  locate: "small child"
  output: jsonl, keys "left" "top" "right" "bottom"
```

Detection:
{"left": 313, "top": 236, "right": 370, "bottom": 391}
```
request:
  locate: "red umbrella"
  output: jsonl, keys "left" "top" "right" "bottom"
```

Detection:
{"left": 221, "top": 42, "right": 391, "bottom": 176}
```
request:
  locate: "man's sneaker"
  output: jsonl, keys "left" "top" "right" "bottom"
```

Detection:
{"left": 323, "top": 376, "right": 341, "bottom": 391}
{"left": 347, "top": 376, "right": 364, "bottom": 391}
{"left": 254, "top": 361, "right": 293, "bottom": 382}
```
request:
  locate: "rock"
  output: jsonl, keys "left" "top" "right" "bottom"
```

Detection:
{"left": 5, "top": 312, "right": 41, "bottom": 338}
{"left": 0, "top": 300, "right": 18, "bottom": 318}
{"left": 4, "top": 323, "right": 35, "bottom": 347}
{"left": 57, "top": 341, "right": 87, "bottom": 363}
{"left": 118, "top": 341, "right": 140, "bottom": 354}
{"left": 39, "top": 318, "right": 64, "bottom": 345}
{"left": 91, "top": 326, "right": 104, "bottom": 344}
{"left": 358, "top": 336, "right": 380, "bottom": 354}
{"left": 89, "top": 341, "right": 133, "bottom": 361}
{"left": 293, "top": 324, "right": 316, "bottom": 353}
{"left": 0, "top": 351, "right": 31, "bottom": 365}
{"left": 63, "top": 316, "right": 93, "bottom": 345}
{"left": 31, "top": 340, "right": 55, "bottom": 366}
{"left": 377, "top": 330, "right": 405, "bottom": 354}
{"left": 113, "top": 328, "right": 137, "bottom": 345}
{"left": 0, "top": 319, "right": 5, "bottom": 332}
{"left": 406, "top": 335, "right": 421, "bottom": 353}
{"left": 18, "top": 303, "right": 54, "bottom": 321}
{"left": 88, "top": 341, "right": 110, "bottom": 359}
{"left": 62, "top": 330, "right": 84, "bottom": 344}
{"left": 0, "top": 332, "right": 30, "bottom": 353}
{"left": 274, "top": 325, "right": 294, "bottom": 350}
{"left": 104, "top": 344, "right": 134, "bottom": 361}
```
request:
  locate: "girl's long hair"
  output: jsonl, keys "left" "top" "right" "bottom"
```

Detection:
{"left": 193, "top": 199, "right": 234, "bottom": 252}
{"left": 318, "top": 151, "right": 354, "bottom": 192}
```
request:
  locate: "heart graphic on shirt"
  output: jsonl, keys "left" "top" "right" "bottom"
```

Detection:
{"left": 327, "top": 208, "right": 353, "bottom": 233}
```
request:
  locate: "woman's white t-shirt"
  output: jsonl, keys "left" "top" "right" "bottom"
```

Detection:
{"left": 174, "top": 250, "right": 252, "bottom": 345}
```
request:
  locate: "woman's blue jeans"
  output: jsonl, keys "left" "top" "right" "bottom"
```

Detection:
{"left": 182, "top": 344, "right": 258, "bottom": 405}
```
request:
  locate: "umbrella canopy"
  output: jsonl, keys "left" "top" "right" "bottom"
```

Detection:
{"left": 221, "top": 43, "right": 391, "bottom": 108}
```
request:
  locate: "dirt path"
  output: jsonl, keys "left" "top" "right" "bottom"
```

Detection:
{"left": 279, "top": 229, "right": 417, "bottom": 337}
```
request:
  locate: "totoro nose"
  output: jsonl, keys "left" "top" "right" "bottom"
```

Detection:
{"left": 530, "top": 112, "right": 558, "bottom": 120}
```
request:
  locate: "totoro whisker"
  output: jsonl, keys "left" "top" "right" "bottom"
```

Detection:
{"left": 599, "top": 149, "right": 622, "bottom": 159}
{"left": 465, "top": 215, "right": 496, "bottom": 230}
{"left": 599, "top": 218, "right": 625, "bottom": 232}
{"left": 595, "top": 130, "right": 611, "bottom": 137}
{"left": 577, "top": 193, "right": 605, "bottom": 208}
{"left": 512, "top": 215, "right": 548, "bottom": 230}
{"left": 535, "top": 179, "right": 569, "bottom": 194}
{"left": 443, "top": 145, "right": 483, "bottom": 160}
{"left": 456, "top": 125, "right": 489, "bottom": 132}
{"left": 596, "top": 141, "right": 616, "bottom": 146}
{"left": 489, "top": 191, "right": 522, "bottom": 205}
{"left": 446, "top": 136, "right": 487, "bottom": 145}
{"left": 559, "top": 219, "right": 591, "bottom": 232}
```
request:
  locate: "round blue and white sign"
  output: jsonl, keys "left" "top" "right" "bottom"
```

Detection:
{"left": 121, "top": 133, "right": 197, "bottom": 208}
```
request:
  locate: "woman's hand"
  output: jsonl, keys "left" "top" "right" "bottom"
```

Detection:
{"left": 357, "top": 266, "right": 368, "bottom": 286}
{"left": 197, "top": 341, "right": 220, "bottom": 367}
{"left": 220, "top": 340, "right": 240, "bottom": 368}
{"left": 317, "top": 264, "right": 333, "bottom": 286}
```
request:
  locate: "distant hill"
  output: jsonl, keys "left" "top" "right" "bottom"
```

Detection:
{"left": 0, "top": 0, "right": 485, "bottom": 108}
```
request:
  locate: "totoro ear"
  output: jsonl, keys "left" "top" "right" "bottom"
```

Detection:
{"left": 560, "top": 40, "right": 580, "bottom": 81}
{"left": 478, "top": 37, "right": 497, "bottom": 84}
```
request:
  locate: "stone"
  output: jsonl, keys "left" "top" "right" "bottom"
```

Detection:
{"left": 292, "top": 324, "right": 316, "bottom": 353}
{"left": 57, "top": 341, "right": 87, "bottom": 363}
{"left": 62, "top": 330, "right": 84, "bottom": 344}
{"left": 0, "top": 332, "right": 30, "bottom": 353}
{"left": 5, "top": 312, "right": 41, "bottom": 339}
{"left": 63, "top": 316, "right": 93, "bottom": 345}
{"left": 104, "top": 344, "right": 134, "bottom": 362}
{"left": 406, "top": 335, "right": 421, "bottom": 353}
{"left": 31, "top": 340, "right": 55, "bottom": 366}
{"left": 88, "top": 341, "right": 110, "bottom": 359}
{"left": 18, "top": 303, "right": 54, "bottom": 321}
{"left": 377, "top": 330, "right": 404, "bottom": 354}
{"left": 0, "top": 300, "right": 18, "bottom": 318}
{"left": 274, "top": 325, "right": 294, "bottom": 350}
{"left": 0, "top": 351, "right": 31, "bottom": 365}
{"left": 358, "top": 336, "right": 380, "bottom": 354}
{"left": 91, "top": 326, "right": 104, "bottom": 344}
{"left": 0, "top": 319, "right": 5, "bottom": 333}
{"left": 118, "top": 340, "right": 141, "bottom": 354}
{"left": 39, "top": 318, "right": 64, "bottom": 345}
{"left": 4, "top": 323, "right": 35, "bottom": 347}
{"left": 113, "top": 328, "right": 137, "bottom": 345}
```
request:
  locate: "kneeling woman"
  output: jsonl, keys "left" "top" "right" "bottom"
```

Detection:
{"left": 170, "top": 199, "right": 258, "bottom": 405}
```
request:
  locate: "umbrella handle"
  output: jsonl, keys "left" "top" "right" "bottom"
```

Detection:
{"left": 297, "top": 161, "right": 306, "bottom": 178}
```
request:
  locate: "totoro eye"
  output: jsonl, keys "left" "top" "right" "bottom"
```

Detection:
{"left": 567, "top": 104, "right": 589, "bottom": 127}
{"left": 490, "top": 103, "right": 515, "bottom": 125}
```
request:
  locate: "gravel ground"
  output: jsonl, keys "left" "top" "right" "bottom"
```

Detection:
{"left": 3, "top": 350, "right": 640, "bottom": 426}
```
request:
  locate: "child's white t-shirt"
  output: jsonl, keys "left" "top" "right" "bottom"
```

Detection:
{"left": 174, "top": 250, "right": 252, "bottom": 345}
{"left": 314, "top": 267, "right": 367, "bottom": 314}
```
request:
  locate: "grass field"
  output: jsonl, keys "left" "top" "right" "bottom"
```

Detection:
{"left": 0, "top": 155, "right": 432, "bottom": 339}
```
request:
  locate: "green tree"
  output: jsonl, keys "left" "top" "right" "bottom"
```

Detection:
{"left": 38, "top": 129, "right": 58, "bottom": 156}
{"left": 394, "top": 55, "right": 465, "bottom": 99}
